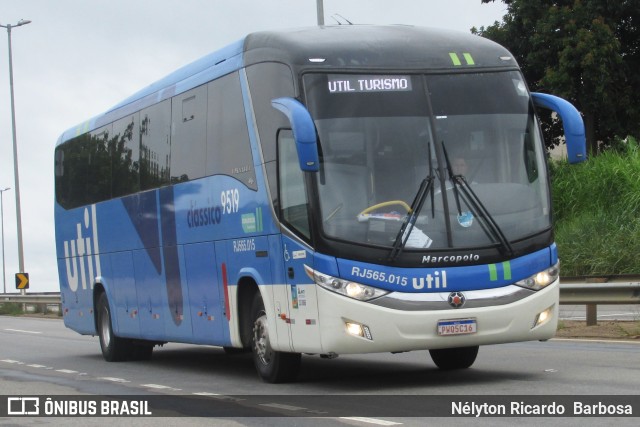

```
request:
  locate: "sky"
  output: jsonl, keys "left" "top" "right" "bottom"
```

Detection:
{"left": 0, "top": 0, "right": 507, "bottom": 293}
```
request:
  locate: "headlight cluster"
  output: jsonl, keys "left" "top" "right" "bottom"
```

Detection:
{"left": 304, "top": 265, "right": 389, "bottom": 301}
{"left": 515, "top": 262, "right": 559, "bottom": 291}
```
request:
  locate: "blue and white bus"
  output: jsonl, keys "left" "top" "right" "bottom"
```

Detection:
{"left": 55, "top": 25, "right": 586, "bottom": 383}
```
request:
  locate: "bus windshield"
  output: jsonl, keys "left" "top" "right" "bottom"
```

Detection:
{"left": 303, "top": 71, "right": 550, "bottom": 251}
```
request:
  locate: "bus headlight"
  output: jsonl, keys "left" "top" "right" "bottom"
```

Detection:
{"left": 304, "top": 265, "right": 389, "bottom": 301}
{"left": 515, "top": 263, "right": 559, "bottom": 291}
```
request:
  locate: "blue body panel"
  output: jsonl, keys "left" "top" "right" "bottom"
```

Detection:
{"left": 335, "top": 247, "right": 555, "bottom": 293}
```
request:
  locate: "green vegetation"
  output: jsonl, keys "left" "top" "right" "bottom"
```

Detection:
{"left": 473, "top": 2, "right": 640, "bottom": 275}
{"left": 0, "top": 302, "right": 61, "bottom": 316}
{"left": 0, "top": 302, "right": 24, "bottom": 316}
{"left": 476, "top": 0, "right": 640, "bottom": 154}
{"left": 551, "top": 137, "right": 640, "bottom": 275}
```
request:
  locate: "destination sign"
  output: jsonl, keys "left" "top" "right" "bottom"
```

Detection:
{"left": 328, "top": 75, "right": 413, "bottom": 94}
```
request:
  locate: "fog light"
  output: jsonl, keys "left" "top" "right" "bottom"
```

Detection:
{"left": 533, "top": 305, "right": 554, "bottom": 328}
{"left": 345, "top": 321, "right": 373, "bottom": 340}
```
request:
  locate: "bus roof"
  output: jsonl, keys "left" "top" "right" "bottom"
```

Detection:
{"left": 243, "top": 25, "right": 515, "bottom": 71}
{"left": 58, "top": 25, "right": 517, "bottom": 144}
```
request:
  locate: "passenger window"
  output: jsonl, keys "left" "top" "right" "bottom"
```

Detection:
{"left": 207, "top": 72, "right": 257, "bottom": 190}
{"left": 171, "top": 85, "right": 207, "bottom": 183}
{"left": 111, "top": 114, "right": 140, "bottom": 197}
{"left": 140, "top": 100, "right": 171, "bottom": 190}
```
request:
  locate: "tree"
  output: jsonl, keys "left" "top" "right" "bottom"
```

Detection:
{"left": 474, "top": 0, "right": 640, "bottom": 154}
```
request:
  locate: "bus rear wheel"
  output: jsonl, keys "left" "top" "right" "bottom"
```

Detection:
{"left": 96, "top": 292, "right": 131, "bottom": 362}
{"left": 250, "top": 292, "right": 301, "bottom": 383}
{"left": 429, "top": 346, "right": 479, "bottom": 370}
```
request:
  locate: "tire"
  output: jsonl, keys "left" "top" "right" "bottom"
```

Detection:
{"left": 429, "top": 346, "right": 479, "bottom": 370}
{"left": 96, "top": 292, "right": 132, "bottom": 362}
{"left": 250, "top": 292, "right": 301, "bottom": 383}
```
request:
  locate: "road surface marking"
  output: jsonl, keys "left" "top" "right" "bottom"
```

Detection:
{"left": 259, "top": 403, "right": 306, "bottom": 411}
{"left": 4, "top": 328, "right": 41, "bottom": 334}
{"left": 340, "top": 417, "right": 402, "bottom": 426}
{"left": 98, "top": 377, "right": 130, "bottom": 383}
{"left": 141, "top": 383, "right": 182, "bottom": 391}
{"left": 0, "top": 359, "right": 23, "bottom": 364}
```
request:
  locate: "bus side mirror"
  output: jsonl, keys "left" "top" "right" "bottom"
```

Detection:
{"left": 531, "top": 92, "right": 587, "bottom": 164}
{"left": 271, "top": 97, "right": 320, "bottom": 172}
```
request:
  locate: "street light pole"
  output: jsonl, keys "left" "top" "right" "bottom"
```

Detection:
{"left": 316, "top": 0, "right": 325, "bottom": 25}
{"left": 1, "top": 19, "right": 30, "bottom": 282}
{"left": 0, "top": 187, "right": 9, "bottom": 294}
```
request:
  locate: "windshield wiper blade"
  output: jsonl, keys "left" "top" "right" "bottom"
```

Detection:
{"left": 456, "top": 176, "right": 514, "bottom": 257}
{"left": 441, "top": 143, "right": 514, "bottom": 257}
{"left": 388, "top": 141, "right": 435, "bottom": 261}
{"left": 388, "top": 177, "right": 434, "bottom": 261}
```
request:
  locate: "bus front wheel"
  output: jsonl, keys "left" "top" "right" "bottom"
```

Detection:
{"left": 429, "top": 346, "right": 479, "bottom": 370}
{"left": 250, "top": 292, "right": 301, "bottom": 383}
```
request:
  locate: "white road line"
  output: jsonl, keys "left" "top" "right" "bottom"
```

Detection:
{"left": 55, "top": 369, "right": 79, "bottom": 374}
{"left": 0, "top": 359, "right": 23, "bottom": 364}
{"left": 259, "top": 403, "right": 306, "bottom": 411}
{"left": 340, "top": 417, "right": 402, "bottom": 426}
{"left": 141, "top": 384, "right": 182, "bottom": 391}
{"left": 26, "top": 364, "right": 47, "bottom": 368}
{"left": 565, "top": 313, "right": 638, "bottom": 320}
{"left": 552, "top": 338, "right": 640, "bottom": 345}
{"left": 98, "top": 377, "right": 131, "bottom": 383}
{"left": 192, "top": 392, "right": 245, "bottom": 401}
{"left": 4, "top": 328, "right": 42, "bottom": 334}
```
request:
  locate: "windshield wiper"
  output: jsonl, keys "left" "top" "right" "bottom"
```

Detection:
{"left": 442, "top": 143, "right": 514, "bottom": 257}
{"left": 388, "top": 142, "right": 435, "bottom": 261}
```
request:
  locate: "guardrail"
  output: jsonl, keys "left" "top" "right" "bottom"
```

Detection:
{"left": 0, "top": 294, "right": 62, "bottom": 315}
{"left": 560, "top": 276, "right": 640, "bottom": 325}
{"left": 1, "top": 278, "right": 639, "bottom": 325}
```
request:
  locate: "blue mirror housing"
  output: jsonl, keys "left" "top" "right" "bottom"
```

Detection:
{"left": 532, "top": 92, "right": 587, "bottom": 164}
{"left": 271, "top": 97, "right": 320, "bottom": 172}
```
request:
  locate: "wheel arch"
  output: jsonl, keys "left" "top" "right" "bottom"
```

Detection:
{"left": 236, "top": 275, "right": 260, "bottom": 349}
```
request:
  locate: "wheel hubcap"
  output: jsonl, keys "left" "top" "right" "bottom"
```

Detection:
{"left": 100, "top": 305, "right": 111, "bottom": 348}
{"left": 253, "top": 312, "right": 272, "bottom": 365}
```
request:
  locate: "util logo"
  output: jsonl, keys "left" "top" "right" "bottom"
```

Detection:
{"left": 63, "top": 205, "right": 102, "bottom": 292}
{"left": 411, "top": 270, "right": 447, "bottom": 290}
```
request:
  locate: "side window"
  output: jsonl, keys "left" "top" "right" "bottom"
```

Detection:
{"left": 246, "top": 63, "right": 295, "bottom": 164}
{"left": 88, "top": 126, "right": 113, "bottom": 205}
{"left": 246, "top": 63, "right": 296, "bottom": 208}
{"left": 55, "top": 125, "right": 112, "bottom": 209}
{"left": 206, "top": 72, "right": 257, "bottom": 190}
{"left": 111, "top": 113, "right": 140, "bottom": 198}
{"left": 278, "top": 130, "right": 310, "bottom": 240}
{"left": 140, "top": 100, "right": 171, "bottom": 190}
{"left": 171, "top": 85, "right": 207, "bottom": 183}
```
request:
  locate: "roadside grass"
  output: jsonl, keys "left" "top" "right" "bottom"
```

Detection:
{"left": 0, "top": 302, "right": 24, "bottom": 316}
{"left": 550, "top": 137, "right": 640, "bottom": 276}
{"left": 0, "top": 302, "right": 61, "bottom": 317}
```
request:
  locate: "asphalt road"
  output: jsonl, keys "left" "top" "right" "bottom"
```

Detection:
{"left": 0, "top": 316, "right": 639, "bottom": 426}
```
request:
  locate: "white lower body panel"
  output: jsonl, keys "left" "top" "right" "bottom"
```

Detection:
{"left": 313, "top": 281, "right": 559, "bottom": 354}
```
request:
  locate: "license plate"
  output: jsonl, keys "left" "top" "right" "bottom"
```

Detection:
{"left": 437, "top": 318, "right": 477, "bottom": 336}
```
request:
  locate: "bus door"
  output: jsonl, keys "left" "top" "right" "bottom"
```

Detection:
{"left": 280, "top": 235, "right": 320, "bottom": 353}
{"left": 277, "top": 128, "right": 321, "bottom": 352}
